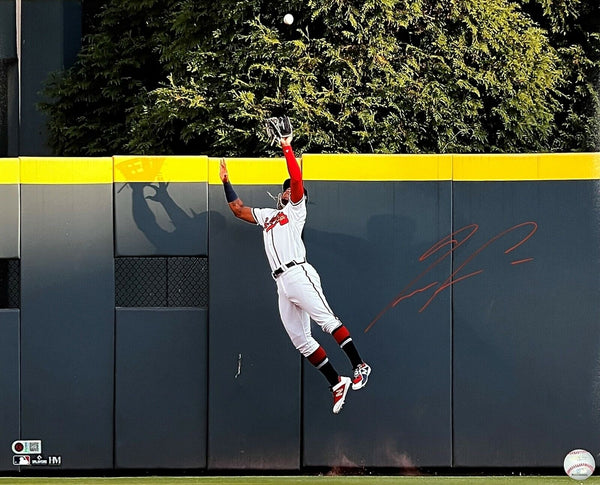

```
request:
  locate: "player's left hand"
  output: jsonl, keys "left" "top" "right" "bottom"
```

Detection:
{"left": 219, "top": 158, "right": 229, "bottom": 183}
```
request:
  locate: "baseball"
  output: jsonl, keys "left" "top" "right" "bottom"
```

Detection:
{"left": 564, "top": 449, "right": 595, "bottom": 481}
{"left": 283, "top": 13, "right": 294, "bottom": 25}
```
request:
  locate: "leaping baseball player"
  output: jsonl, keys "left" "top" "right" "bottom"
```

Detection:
{"left": 218, "top": 116, "right": 371, "bottom": 414}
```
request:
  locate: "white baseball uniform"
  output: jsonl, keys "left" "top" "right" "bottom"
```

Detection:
{"left": 252, "top": 196, "right": 341, "bottom": 357}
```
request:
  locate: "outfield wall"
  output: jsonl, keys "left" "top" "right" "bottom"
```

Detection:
{"left": 0, "top": 153, "right": 599, "bottom": 471}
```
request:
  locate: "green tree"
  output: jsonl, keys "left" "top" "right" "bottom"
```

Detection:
{"left": 519, "top": 0, "right": 600, "bottom": 151}
{"left": 40, "top": 0, "right": 179, "bottom": 155}
{"left": 42, "top": 0, "right": 595, "bottom": 156}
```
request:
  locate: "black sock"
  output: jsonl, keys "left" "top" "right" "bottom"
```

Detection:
{"left": 331, "top": 326, "right": 363, "bottom": 368}
{"left": 341, "top": 340, "right": 363, "bottom": 369}
{"left": 307, "top": 346, "right": 340, "bottom": 387}
{"left": 319, "top": 361, "right": 341, "bottom": 387}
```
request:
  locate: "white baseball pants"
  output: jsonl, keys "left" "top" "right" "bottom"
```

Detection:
{"left": 275, "top": 262, "right": 341, "bottom": 357}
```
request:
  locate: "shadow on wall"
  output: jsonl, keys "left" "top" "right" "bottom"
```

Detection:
{"left": 121, "top": 181, "right": 207, "bottom": 254}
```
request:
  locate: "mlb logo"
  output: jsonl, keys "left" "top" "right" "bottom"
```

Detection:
{"left": 13, "top": 455, "right": 31, "bottom": 466}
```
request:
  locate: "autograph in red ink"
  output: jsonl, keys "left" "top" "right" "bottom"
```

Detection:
{"left": 365, "top": 221, "right": 538, "bottom": 333}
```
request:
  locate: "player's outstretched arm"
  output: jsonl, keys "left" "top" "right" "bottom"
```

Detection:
{"left": 281, "top": 139, "right": 304, "bottom": 204}
{"left": 219, "top": 158, "right": 256, "bottom": 223}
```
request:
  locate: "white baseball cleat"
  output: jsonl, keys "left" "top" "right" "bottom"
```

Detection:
{"left": 331, "top": 376, "right": 352, "bottom": 414}
{"left": 352, "top": 362, "right": 371, "bottom": 390}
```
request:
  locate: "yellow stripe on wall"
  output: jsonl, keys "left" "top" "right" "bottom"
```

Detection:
{"left": 20, "top": 157, "right": 113, "bottom": 184}
{"left": 208, "top": 157, "right": 290, "bottom": 185}
{"left": 114, "top": 155, "right": 208, "bottom": 183}
{"left": 0, "top": 158, "right": 20, "bottom": 184}
{"left": 7, "top": 153, "right": 600, "bottom": 184}
{"left": 454, "top": 153, "right": 600, "bottom": 181}
{"left": 302, "top": 153, "right": 453, "bottom": 181}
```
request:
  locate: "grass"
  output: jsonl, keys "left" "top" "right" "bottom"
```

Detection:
{"left": 0, "top": 476, "right": 598, "bottom": 485}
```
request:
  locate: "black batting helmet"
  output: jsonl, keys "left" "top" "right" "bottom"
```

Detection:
{"left": 282, "top": 178, "right": 308, "bottom": 200}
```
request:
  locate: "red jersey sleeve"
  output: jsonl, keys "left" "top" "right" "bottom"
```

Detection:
{"left": 282, "top": 144, "right": 304, "bottom": 203}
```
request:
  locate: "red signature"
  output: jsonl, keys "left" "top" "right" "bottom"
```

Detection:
{"left": 365, "top": 221, "right": 538, "bottom": 333}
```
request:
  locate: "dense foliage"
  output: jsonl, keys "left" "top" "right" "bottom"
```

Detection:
{"left": 519, "top": 0, "right": 600, "bottom": 151}
{"left": 41, "top": 0, "right": 599, "bottom": 156}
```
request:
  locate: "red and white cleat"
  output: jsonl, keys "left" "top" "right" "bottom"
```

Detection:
{"left": 352, "top": 362, "right": 371, "bottom": 390}
{"left": 331, "top": 376, "right": 351, "bottom": 414}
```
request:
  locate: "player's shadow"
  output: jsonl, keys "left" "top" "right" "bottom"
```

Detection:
{"left": 128, "top": 182, "right": 207, "bottom": 254}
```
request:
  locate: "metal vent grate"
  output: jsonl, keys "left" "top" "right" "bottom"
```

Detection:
{"left": 0, "top": 259, "right": 20, "bottom": 309}
{"left": 115, "top": 257, "right": 208, "bottom": 308}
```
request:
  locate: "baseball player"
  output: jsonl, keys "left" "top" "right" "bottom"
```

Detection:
{"left": 218, "top": 125, "right": 371, "bottom": 414}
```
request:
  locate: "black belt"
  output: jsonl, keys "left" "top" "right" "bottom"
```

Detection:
{"left": 272, "top": 260, "right": 305, "bottom": 279}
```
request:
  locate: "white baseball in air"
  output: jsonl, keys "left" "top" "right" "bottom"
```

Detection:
{"left": 564, "top": 449, "right": 595, "bottom": 481}
{"left": 283, "top": 13, "right": 294, "bottom": 25}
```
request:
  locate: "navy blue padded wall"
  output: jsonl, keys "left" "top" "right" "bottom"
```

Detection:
{"left": 301, "top": 181, "right": 453, "bottom": 468}
{"left": 20, "top": 183, "right": 114, "bottom": 469}
{"left": 0, "top": 310, "right": 19, "bottom": 471}
{"left": 0, "top": 169, "right": 21, "bottom": 470}
{"left": 453, "top": 180, "right": 600, "bottom": 466}
{"left": 113, "top": 156, "right": 209, "bottom": 468}
{"left": 115, "top": 308, "right": 208, "bottom": 469}
{"left": 208, "top": 184, "right": 301, "bottom": 470}
{"left": 0, "top": 183, "right": 19, "bottom": 258}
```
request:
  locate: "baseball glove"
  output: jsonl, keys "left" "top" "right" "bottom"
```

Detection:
{"left": 265, "top": 116, "right": 293, "bottom": 145}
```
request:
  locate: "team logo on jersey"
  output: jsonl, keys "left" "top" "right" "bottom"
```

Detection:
{"left": 264, "top": 212, "right": 289, "bottom": 232}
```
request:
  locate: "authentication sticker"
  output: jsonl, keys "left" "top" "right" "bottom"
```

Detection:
{"left": 12, "top": 440, "right": 42, "bottom": 455}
